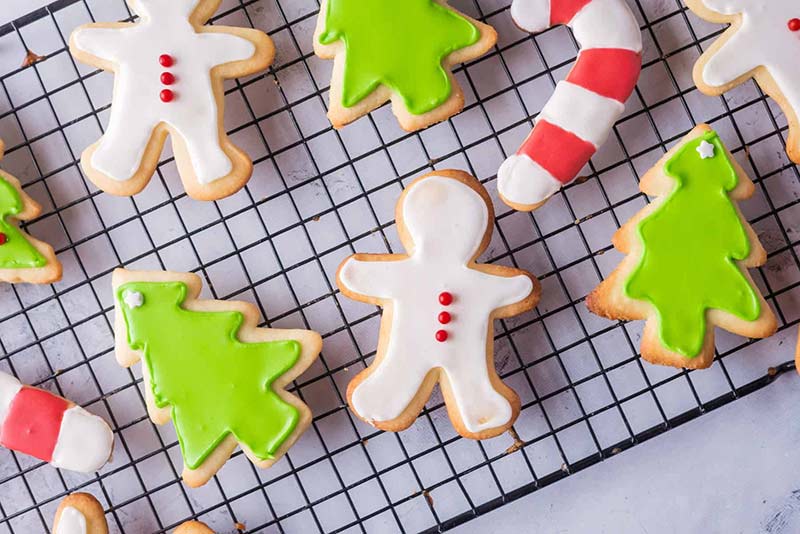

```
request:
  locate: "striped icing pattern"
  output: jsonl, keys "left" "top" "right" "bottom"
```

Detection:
{"left": 0, "top": 371, "right": 113, "bottom": 473}
{"left": 499, "top": 0, "right": 643, "bottom": 208}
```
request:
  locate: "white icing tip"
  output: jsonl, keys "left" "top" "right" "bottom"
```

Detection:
{"left": 510, "top": 0, "right": 551, "bottom": 32}
{"left": 497, "top": 154, "right": 562, "bottom": 207}
{"left": 696, "top": 140, "right": 715, "bottom": 159}
{"left": 123, "top": 290, "right": 144, "bottom": 309}
{"left": 51, "top": 407, "right": 113, "bottom": 473}
{"left": 57, "top": 506, "right": 87, "bottom": 534}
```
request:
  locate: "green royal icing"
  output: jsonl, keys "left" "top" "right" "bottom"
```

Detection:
{"left": 319, "top": 0, "right": 480, "bottom": 115}
{"left": 116, "top": 281, "right": 302, "bottom": 469}
{"left": 624, "top": 131, "right": 760, "bottom": 358}
{"left": 0, "top": 175, "right": 46, "bottom": 269}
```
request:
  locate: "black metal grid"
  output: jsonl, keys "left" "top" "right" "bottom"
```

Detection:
{"left": 0, "top": 0, "right": 798, "bottom": 532}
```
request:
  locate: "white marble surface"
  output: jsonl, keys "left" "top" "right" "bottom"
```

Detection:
{"left": 2, "top": 1, "right": 50, "bottom": 26}
{"left": 458, "top": 371, "right": 800, "bottom": 534}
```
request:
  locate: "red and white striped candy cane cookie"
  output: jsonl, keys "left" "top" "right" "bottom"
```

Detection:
{"left": 0, "top": 371, "right": 113, "bottom": 473}
{"left": 498, "top": 0, "right": 643, "bottom": 211}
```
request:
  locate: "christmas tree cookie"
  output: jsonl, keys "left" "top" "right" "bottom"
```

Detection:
{"left": 587, "top": 125, "right": 776, "bottom": 369}
{"left": 53, "top": 493, "right": 215, "bottom": 533}
{"left": 112, "top": 269, "right": 322, "bottom": 487}
{"left": 313, "top": 0, "right": 497, "bottom": 131}
{"left": 337, "top": 171, "right": 539, "bottom": 438}
{"left": 687, "top": 0, "right": 800, "bottom": 164}
{"left": 69, "top": 0, "right": 274, "bottom": 201}
{"left": 0, "top": 139, "right": 61, "bottom": 284}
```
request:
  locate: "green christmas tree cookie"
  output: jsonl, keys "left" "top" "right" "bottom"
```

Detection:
{"left": 0, "top": 140, "right": 61, "bottom": 284}
{"left": 113, "top": 269, "right": 322, "bottom": 487}
{"left": 314, "top": 0, "right": 497, "bottom": 131}
{"left": 587, "top": 125, "right": 777, "bottom": 369}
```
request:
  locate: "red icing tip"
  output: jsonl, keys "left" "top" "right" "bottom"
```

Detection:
{"left": 0, "top": 233, "right": 7, "bottom": 245}
{"left": 789, "top": 18, "right": 800, "bottom": 32}
{"left": 438, "top": 292, "right": 453, "bottom": 306}
{"left": 159, "top": 54, "right": 174, "bottom": 67}
{"left": 435, "top": 330, "right": 448, "bottom": 342}
{"left": 438, "top": 311, "right": 451, "bottom": 324}
{"left": 160, "top": 89, "right": 175, "bottom": 103}
{"left": 160, "top": 72, "right": 175, "bottom": 85}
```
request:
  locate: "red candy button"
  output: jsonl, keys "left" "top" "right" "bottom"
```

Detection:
{"left": 160, "top": 89, "right": 175, "bottom": 103}
{"left": 0, "top": 233, "right": 7, "bottom": 245}
{"left": 438, "top": 311, "right": 451, "bottom": 324}
{"left": 435, "top": 330, "right": 448, "bottom": 342}
{"left": 789, "top": 18, "right": 800, "bottom": 32}
{"left": 438, "top": 292, "right": 453, "bottom": 306}
{"left": 159, "top": 54, "right": 174, "bottom": 67}
{"left": 160, "top": 72, "right": 175, "bottom": 85}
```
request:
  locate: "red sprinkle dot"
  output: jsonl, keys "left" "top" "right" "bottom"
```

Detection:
{"left": 438, "top": 292, "right": 453, "bottom": 306}
{"left": 0, "top": 233, "right": 7, "bottom": 245}
{"left": 160, "top": 89, "right": 175, "bottom": 103}
{"left": 435, "top": 330, "right": 448, "bottom": 342}
{"left": 789, "top": 18, "right": 800, "bottom": 32}
{"left": 438, "top": 311, "right": 451, "bottom": 324}
{"left": 160, "top": 72, "right": 175, "bottom": 85}
{"left": 159, "top": 54, "right": 174, "bottom": 67}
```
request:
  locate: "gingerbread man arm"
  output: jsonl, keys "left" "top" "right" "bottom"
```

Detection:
{"left": 338, "top": 256, "right": 407, "bottom": 300}
{"left": 70, "top": 26, "right": 131, "bottom": 63}
{"left": 485, "top": 272, "right": 535, "bottom": 310}
{"left": 198, "top": 32, "right": 258, "bottom": 66}
{"left": 701, "top": 30, "right": 762, "bottom": 88}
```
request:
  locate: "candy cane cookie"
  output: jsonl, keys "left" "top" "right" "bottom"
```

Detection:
{"left": 53, "top": 493, "right": 215, "bottom": 534}
{"left": 0, "top": 371, "right": 113, "bottom": 473}
{"left": 498, "top": 0, "right": 643, "bottom": 211}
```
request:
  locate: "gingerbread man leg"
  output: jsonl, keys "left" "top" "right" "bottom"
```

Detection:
{"left": 172, "top": 103, "right": 233, "bottom": 184}
{"left": 441, "top": 362, "right": 514, "bottom": 432}
{"left": 350, "top": 353, "right": 431, "bottom": 424}
{"left": 92, "top": 103, "right": 158, "bottom": 181}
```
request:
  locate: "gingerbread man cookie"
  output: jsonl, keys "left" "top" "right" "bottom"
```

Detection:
{"left": 0, "top": 139, "right": 61, "bottom": 284}
{"left": 0, "top": 371, "right": 113, "bottom": 473}
{"left": 687, "top": 0, "right": 800, "bottom": 164}
{"left": 53, "top": 493, "right": 215, "bottom": 534}
{"left": 113, "top": 269, "right": 322, "bottom": 487}
{"left": 69, "top": 0, "right": 274, "bottom": 200}
{"left": 313, "top": 0, "right": 497, "bottom": 131}
{"left": 337, "top": 170, "right": 540, "bottom": 438}
{"left": 498, "top": 0, "right": 643, "bottom": 211}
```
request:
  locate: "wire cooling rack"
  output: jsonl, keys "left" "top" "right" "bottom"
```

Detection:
{"left": 1, "top": 0, "right": 799, "bottom": 532}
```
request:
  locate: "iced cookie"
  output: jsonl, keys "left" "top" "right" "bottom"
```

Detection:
{"left": 0, "top": 371, "right": 113, "bottom": 472}
{"left": 587, "top": 125, "right": 777, "bottom": 369}
{"left": 336, "top": 170, "right": 540, "bottom": 439}
{"left": 687, "top": 0, "right": 800, "bottom": 164}
{"left": 69, "top": 0, "right": 274, "bottom": 201}
{"left": 53, "top": 493, "right": 215, "bottom": 534}
{"left": 313, "top": 0, "right": 497, "bottom": 131}
{"left": 498, "top": 0, "right": 643, "bottom": 211}
{"left": 0, "top": 139, "right": 61, "bottom": 284}
{"left": 112, "top": 269, "right": 322, "bottom": 487}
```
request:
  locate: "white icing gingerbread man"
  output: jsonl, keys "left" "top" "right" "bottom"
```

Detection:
{"left": 337, "top": 171, "right": 539, "bottom": 438}
{"left": 689, "top": 0, "right": 800, "bottom": 163}
{"left": 69, "top": 0, "right": 274, "bottom": 200}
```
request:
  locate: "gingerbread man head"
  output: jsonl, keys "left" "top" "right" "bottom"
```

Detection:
{"left": 399, "top": 172, "right": 494, "bottom": 263}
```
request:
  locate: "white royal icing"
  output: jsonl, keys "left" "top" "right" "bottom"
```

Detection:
{"left": 71, "top": 0, "right": 256, "bottom": 184}
{"left": 50, "top": 406, "right": 114, "bottom": 473}
{"left": 699, "top": 0, "right": 800, "bottom": 124}
{"left": 123, "top": 290, "right": 144, "bottom": 309}
{"left": 56, "top": 506, "right": 87, "bottom": 534}
{"left": 539, "top": 81, "right": 625, "bottom": 147}
{"left": 0, "top": 371, "right": 22, "bottom": 425}
{"left": 498, "top": 154, "right": 562, "bottom": 206}
{"left": 339, "top": 174, "right": 534, "bottom": 433}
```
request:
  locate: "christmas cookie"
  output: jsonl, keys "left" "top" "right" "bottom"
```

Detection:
{"left": 498, "top": 0, "right": 643, "bottom": 211}
{"left": 587, "top": 125, "right": 777, "bottom": 369}
{"left": 112, "top": 269, "right": 322, "bottom": 487}
{"left": 313, "top": 0, "right": 497, "bottom": 131}
{"left": 0, "top": 371, "right": 113, "bottom": 473}
{"left": 0, "top": 139, "right": 61, "bottom": 284}
{"left": 53, "top": 493, "right": 215, "bottom": 534}
{"left": 687, "top": 0, "right": 800, "bottom": 164}
{"left": 336, "top": 170, "right": 540, "bottom": 438}
{"left": 69, "top": 0, "right": 274, "bottom": 201}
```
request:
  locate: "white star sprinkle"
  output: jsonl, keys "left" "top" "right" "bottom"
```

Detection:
{"left": 123, "top": 290, "right": 144, "bottom": 309}
{"left": 696, "top": 140, "right": 715, "bottom": 159}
